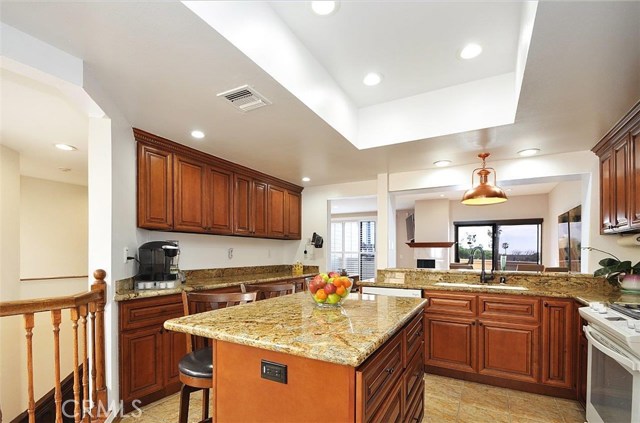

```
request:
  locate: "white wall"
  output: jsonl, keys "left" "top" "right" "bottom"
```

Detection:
{"left": 414, "top": 199, "right": 451, "bottom": 268}
{"left": 20, "top": 176, "right": 88, "bottom": 279}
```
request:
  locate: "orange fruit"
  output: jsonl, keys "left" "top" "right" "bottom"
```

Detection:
{"left": 333, "top": 278, "right": 342, "bottom": 287}
{"left": 336, "top": 286, "right": 346, "bottom": 296}
{"left": 315, "top": 289, "right": 327, "bottom": 300}
{"left": 342, "top": 278, "right": 352, "bottom": 289}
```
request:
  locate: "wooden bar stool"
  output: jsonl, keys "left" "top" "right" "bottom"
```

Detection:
{"left": 244, "top": 283, "right": 296, "bottom": 300}
{"left": 179, "top": 291, "right": 257, "bottom": 423}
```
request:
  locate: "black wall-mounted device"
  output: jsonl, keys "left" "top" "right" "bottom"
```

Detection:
{"left": 261, "top": 359, "right": 287, "bottom": 384}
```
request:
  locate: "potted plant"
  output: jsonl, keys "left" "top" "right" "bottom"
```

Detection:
{"left": 583, "top": 247, "right": 640, "bottom": 291}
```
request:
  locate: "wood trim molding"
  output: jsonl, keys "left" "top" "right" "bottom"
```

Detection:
{"left": 406, "top": 242, "right": 455, "bottom": 248}
{"left": 592, "top": 100, "right": 640, "bottom": 156}
{"left": 20, "top": 275, "right": 88, "bottom": 282}
{"left": 133, "top": 128, "right": 303, "bottom": 193}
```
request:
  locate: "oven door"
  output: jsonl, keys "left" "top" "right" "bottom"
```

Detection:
{"left": 584, "top": 325, "right": 640, "bottom": 423}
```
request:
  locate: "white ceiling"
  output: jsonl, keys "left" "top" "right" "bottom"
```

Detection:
{"left": 0, "top": 1, "right": 638, "bottom": 189}
{"left": 269, "top": 1, "right": 522, "bottom": 108}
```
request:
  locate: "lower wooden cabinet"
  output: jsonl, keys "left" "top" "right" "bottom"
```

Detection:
{"left": 575, "top": 301, "right": 588, "bottom": 408}
{"left": 119, "top": 295, "right": 187, "bottom": 413}
{"left": 424, "top": 291, "right": 576, "bottom": 397}
{"left": 425, "top": 315, "right": 476, "bottom": 373}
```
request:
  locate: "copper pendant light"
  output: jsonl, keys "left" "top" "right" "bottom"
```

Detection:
{"left": 461, "top": 153, "right": 508, "bottom": 206}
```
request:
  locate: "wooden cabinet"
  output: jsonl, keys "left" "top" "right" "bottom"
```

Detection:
{"left": 137, "top": 143, "right": 173, "bottom": 230}
{"left": 575, "top": 302, "right": 588, "bottom": 408}
{"left": 234, "top": 174, "right": 267, "bottom": 237}
{"left": 424, "top": 291, "right": 576, "bottom": 397}
{"left": 268, "top": 186, "right": 302, "bottom": 239}
{"left": 358, "top": 311, "right": 423, "bottom": 423}
{"left": 119, "top": 295, "right": 187, "bottom": 413}
{"left": 592, "top": 101, "right": 640, "bottom": 233}
{"left": 541, "top": 298, "right": 573, "bottom": 389}
{"left": 134, "top": 128, "right": 303, "bottom": 240}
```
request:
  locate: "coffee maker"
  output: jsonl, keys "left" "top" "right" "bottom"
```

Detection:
{"left": 136, "top": 241, "right": 181, "bottom": 282}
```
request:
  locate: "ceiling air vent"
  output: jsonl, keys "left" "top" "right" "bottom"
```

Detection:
{"left": 217, "top": 85, "right": 272, "bottom": 112}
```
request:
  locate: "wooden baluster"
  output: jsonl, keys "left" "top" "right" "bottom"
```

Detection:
{"left": 79, "top": 304, "right": 91, "bottom": 422}
{"left": 24, "top": 313, "right": 35, "bottom": 423}
{"left": 89, "top": 303, "right": 97, "bottom": 418}
{"left": 71, "top": 307, "right": 81, "bottom": 423}
{"left": 51, "top": 310, "right": 63, "bottom": 423}
{"left": 91, "top": 269, "right": 108, "bottom": 417}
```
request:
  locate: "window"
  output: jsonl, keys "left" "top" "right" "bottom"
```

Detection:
{"left": 330, "top": 220, "right": 376, "bottom": 280}
{"left": 454, "top": 219, "right": 542, "bottom": 271}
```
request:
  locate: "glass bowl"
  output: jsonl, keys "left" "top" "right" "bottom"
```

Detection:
{"left": 306, "top": 275, "right": 354, "bottom": 307}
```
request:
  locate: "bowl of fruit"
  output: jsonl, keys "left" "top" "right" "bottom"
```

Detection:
{"left": 306, "top": 272, "right": 353, "bottom": 307}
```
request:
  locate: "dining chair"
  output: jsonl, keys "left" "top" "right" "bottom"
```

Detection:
{"left": 178, "top": 291, "right": 257, "bottom": 423}
{"left": 243, "top": 283, "right": 296, "bottom": 300}
{"left": 544, "top": 267, "right": 569, "bottom": 272}
{"left": 516, "top": 263, "right": 545, "bottom": 272}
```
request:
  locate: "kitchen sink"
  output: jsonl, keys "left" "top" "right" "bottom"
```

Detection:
{"left": 435, "top": 282, "right": 529, "bottom": 291}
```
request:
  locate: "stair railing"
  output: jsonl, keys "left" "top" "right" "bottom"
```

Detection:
{"left": 0, "top": 269, "right": 108, "bottom": 423}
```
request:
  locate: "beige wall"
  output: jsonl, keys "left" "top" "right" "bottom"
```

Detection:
{"left": 545, "top": 180, "right": 582, "bottom": 268}
{"left": 20, "top": 176, "right": 88, "bottom": 279}
{"left": 1, "top": 151, "right": 87, "bottom": 420}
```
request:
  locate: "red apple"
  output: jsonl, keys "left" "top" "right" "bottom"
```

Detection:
{"left": 324, "top": 283, "right": 336, "bottom": 295}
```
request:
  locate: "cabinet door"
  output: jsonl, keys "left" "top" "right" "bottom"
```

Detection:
{"left": 600, "top": 152, "right": 614, "bottom": 233}
{"left": 163, "top": 329, "right": 187, "bottom": 388}
{"left": 577, "top": 335, "right": 588, "bottom": 408}
{"left": 541, "top": 299, "right": 573, "bottom": 389}
{"left": 631, "top": 130, "right": 640, "bottom": 228}
{"left": 268, "top": 185, "right": 286, "bottom": 238}
{"left": 367, "top": 379, "right": 403, "bottom": 423}
{"left": 424, "top": 314, "right": 476, "bottom": 373}
{"left": 285, "top": 190, "right": 302, "bottom": 239}
{"left": 173, "top": 155, "right": 207, "bottom": 232}
{"left": 137, "top": 143, "right": 173, "bottom": 230}
{"left": 253, "top": 180, "right": 268, "bottom": 237}
{"left": 206, "top": 167, "right": 233, "bottom": 234}
{"left": 234, "top": 174, "right": 252, "bottom": 235}
{"left": 478, "top": 320, "right": 539, "bottom": 383}
{"left": 613, "top": 137, "right": 630, "bottom": 230}
{"left": 120, "top": 327, "right": 164, "bottom": 405}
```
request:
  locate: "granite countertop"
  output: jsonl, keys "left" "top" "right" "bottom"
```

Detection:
{"left": 114, "top": 272, "right": 318, "bottom": 301}
{"left": 164, "top": 292, "right": 427, "bottom": 367}
{"left": 357, "top": 272, "right": 639, "bottom": 306}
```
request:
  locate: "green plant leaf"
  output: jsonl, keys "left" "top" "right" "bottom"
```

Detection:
{"left": 598, "top": 258, "right": 618, "bottom": 267}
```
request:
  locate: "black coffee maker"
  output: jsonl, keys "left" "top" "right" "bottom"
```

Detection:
{"left": 137, "top": 241, "right": 181, "bottom": 282}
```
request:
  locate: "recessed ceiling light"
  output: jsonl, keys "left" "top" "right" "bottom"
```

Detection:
{"left": 518, "top": 148, "right": 540, "bottom": 157}
{"left": 54, "top": 143, "right": 77, "bottom": 151}
{"left": 439, "top": 194, "right": 445, "bottom": 198}
{"left": 191, "top": 130, "right": 205, "bottom": 139}
{"left": 459, "top": 43, "right": 483, "bottom": 60}
{"left": 363, "top": 72, "right": 382, "bottom": 86}
{"left": 311, "top": 1, "right": 338, "bottom": 16}
{"left": 433, "top": 160, "right": 452, "bottom": 167}
{"left": 302, "top": 177, "right": 311, "bottom": 182}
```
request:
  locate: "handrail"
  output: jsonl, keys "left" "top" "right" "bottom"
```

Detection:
{"left": 1, "top": 269, "right": 108, "bottom": 423}
{"left": 0, "top": 290, "right": 103, "bottom": 317}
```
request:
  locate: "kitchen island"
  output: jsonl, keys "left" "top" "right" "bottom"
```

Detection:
{"left": 164, "top": 291, "right": 426, "bottom": 423}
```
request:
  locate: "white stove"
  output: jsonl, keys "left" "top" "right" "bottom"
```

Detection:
{"left": 579, "top": 304, "right": 640, "bottom": 423}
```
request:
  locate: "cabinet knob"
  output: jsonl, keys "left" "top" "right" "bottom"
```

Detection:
{"left": 544, "top": 302, "right": 548, "bottom": 307}
{"left": 472, "top": 321, "right": 476, "bottom": 326}
{"left": 385, "top": 367, "right": 395, "bottom": 374}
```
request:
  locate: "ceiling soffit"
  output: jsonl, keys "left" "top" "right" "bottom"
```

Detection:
{"left": 182, "top": 1, "right": 538, "bottom": 149}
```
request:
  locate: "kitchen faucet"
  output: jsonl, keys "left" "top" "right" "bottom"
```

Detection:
{"left": 467, "top": 246, "right": 494, "bottom": 284}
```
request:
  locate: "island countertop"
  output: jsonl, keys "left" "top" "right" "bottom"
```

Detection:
{"left": 164, "top": 291, "right": 426, "bottom": 367}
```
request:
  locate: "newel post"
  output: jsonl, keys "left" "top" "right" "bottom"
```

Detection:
{"left": 91, "top": 269, "right": 108, "bottom": 417}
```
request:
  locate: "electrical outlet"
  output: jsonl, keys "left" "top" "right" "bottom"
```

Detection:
{"left": 123, "top": 247, "right": 129, "bottom": 264}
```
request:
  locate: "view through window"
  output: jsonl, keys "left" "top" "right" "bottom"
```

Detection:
{"left": 455, "top": 219, "right": 542, "bottom": 271}
{"left": 330, "top": 220, "right": 376, "bottom": 280}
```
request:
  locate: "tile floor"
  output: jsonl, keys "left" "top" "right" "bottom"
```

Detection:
{"left": 114, "top": 374, "right": 586, "bottom": 423}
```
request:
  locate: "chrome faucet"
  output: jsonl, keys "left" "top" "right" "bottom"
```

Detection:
{"left": 468, "top": 246, "right": 494, "bottom": 284}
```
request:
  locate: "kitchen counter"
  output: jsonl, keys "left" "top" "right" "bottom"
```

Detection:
{"left": 114, "top": 271, "right": 317, "bottom": 301}
{"left": 358, "top": 269, "right": 639, "bottom": 305}
{"left": 164, "top": 291, "right": 426, "bottom": 367}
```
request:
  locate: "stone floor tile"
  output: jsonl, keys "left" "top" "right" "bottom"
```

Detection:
{"left": 424, "top": 393, "right": 459, "bottom": 421}
{"left": 554, "top": 397, "right": 585, "bottom": 411}
{"left": 457, "top": 403, "right": 510, "bottom": 423}
{"left": 460, "top": 386, "right": 510, "bottom": 412}
{"left": 558, "top": 406, "right": 587, "bottom": 423}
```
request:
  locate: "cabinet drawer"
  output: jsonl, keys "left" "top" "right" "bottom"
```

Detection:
{"left": 358, "top": 332, "right": 403, "bottom": 419}
{"left": 478, "top": 295, "right": 540, "bottom": 323}
{"left": 424, "top": 291, "right": 476, "bottom": 316}
{"left": 367, "top": 378, "right": 403, "bottom": 423}
{"left": 404, "top": 345, "right": 424, "bottom": 416}
{"left": 404, "top": 311, "right": 424, "bottom": 366}
{"left": 120, "top": 294, "right": 184, "bottom": 331}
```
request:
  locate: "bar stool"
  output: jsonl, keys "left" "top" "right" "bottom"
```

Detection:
{"left": 178, "top": 291, "right": 257, "bottom": 423}
{"left": 243, "top": 283, "right": 296, "bottom": 300}
{"left": 516, "top": 263, "right": 545, "bottom": 272}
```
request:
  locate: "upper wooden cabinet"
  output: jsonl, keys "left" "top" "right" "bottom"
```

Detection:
{"left": 134, "top": 128, "right": 303, "bottom": 240}
{"left": 592, "top": 101, "right": 640, "bottom": 234}
{"left": 137, "top": 143, "right": 173, "bottom": 230}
